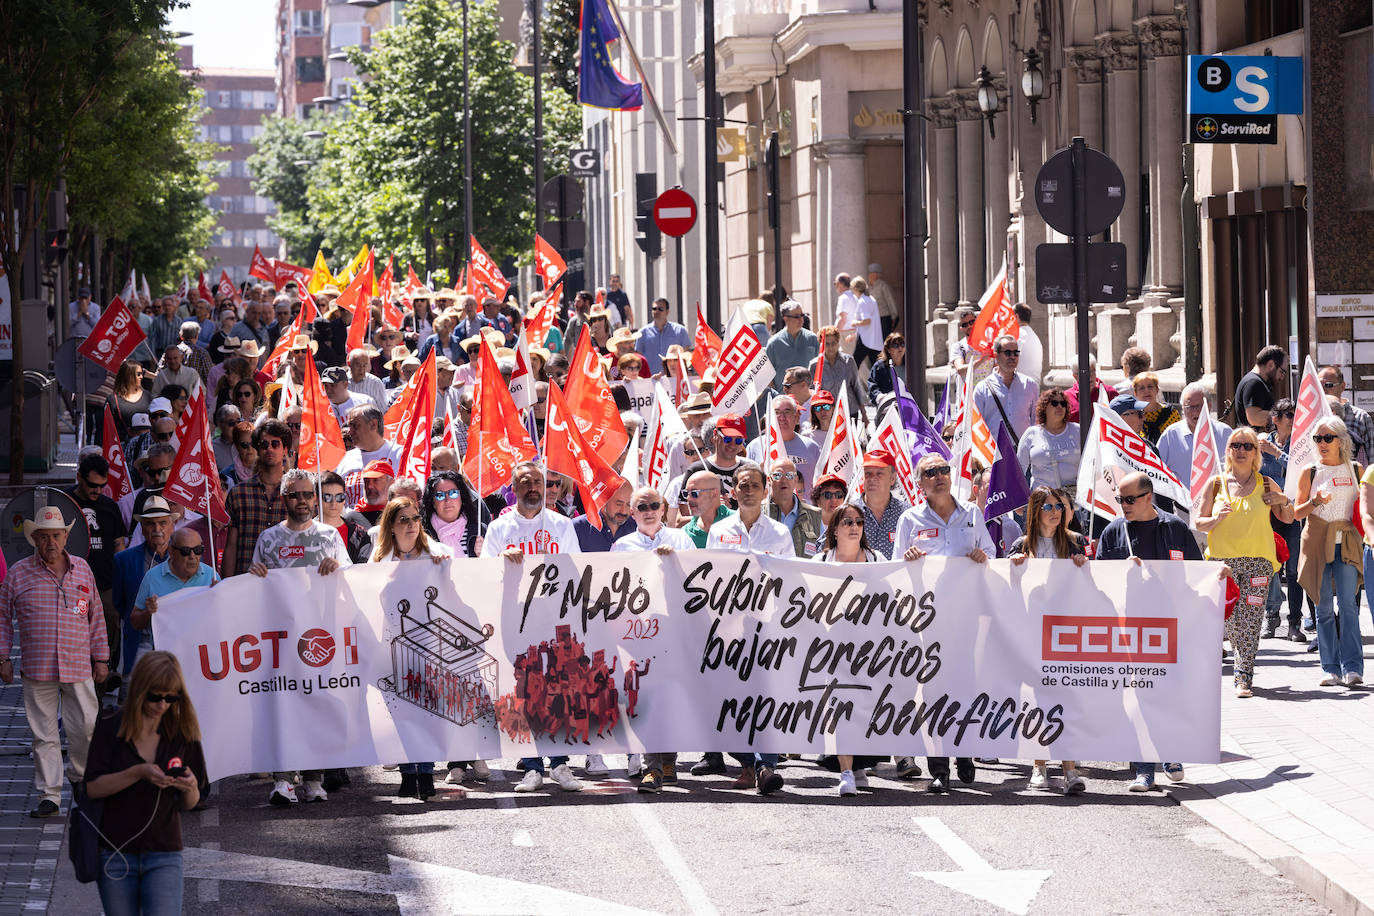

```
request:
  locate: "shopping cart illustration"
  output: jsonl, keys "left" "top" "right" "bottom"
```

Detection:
{"left": 379, "top": 586, "right": 499, "bottom": 726}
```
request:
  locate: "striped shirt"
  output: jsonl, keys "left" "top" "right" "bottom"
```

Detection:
{"left": 0, "top": 554, "right": 108, "bottom": 682}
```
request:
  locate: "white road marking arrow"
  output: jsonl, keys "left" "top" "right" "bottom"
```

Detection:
{"left": 911, "top": 817, "right": 1052, "bottom": 915}
{"left": 183, "top": 846, "right": 660, "bottom": 916}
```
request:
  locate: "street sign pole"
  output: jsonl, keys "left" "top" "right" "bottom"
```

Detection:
{"left": 1072, "top": 136, "right": 1091, "bottom": 451}
{"left": 675, "top": 236, "right": 684, "bottom": 323}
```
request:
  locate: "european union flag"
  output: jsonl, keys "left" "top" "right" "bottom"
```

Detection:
{"left": 578, "top": 0, "right": 643, "bottom": 111}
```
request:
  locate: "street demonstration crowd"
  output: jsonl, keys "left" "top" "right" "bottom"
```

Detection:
{"left": 2, "top": 264, "right": 1367, "bottom": 912}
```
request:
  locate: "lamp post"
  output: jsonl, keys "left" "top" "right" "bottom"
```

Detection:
{"left": 975, "top": 66, "right": 999, "bottom": 139}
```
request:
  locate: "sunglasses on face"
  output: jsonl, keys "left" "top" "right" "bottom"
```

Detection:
{"left": 1313, "top": 434, "right": 1337, "bottom": 444}
{"left": 235, "top": 440, "right": 254, "bottom": 449}
{"left": 433, "top": 489, "right": 463, "bottom": 502}
{"left": 635, "top": 501, "right": 662, "bottom": 512}
{"left": 685, "top": 488, "right": 718, "bottom": 499}
{"left": 81, "top": 476, "right": 107, "bottom": 489}
{"left": 154, "top": 432, "right": 173, "bottom": 442}
{"left": 147, "top": 466, "right": 171, "bottom": 477}
{"left": 1047, "top": 400, "right": 1068, "bottom": 408}
{"left": 1039, "top": 502, "right": 1065, "bottom": 513}
{"left": 256, "top": 439, "right": 284, "bottom": 450}
{"left": 770, "top": 471, "right": 797, "bottom": 481}
{"left": 396, "top": 514, "right": 422, "bottom": 525}
{"left": 545, "top": 480, "right": 561, "bottom": 489}
{"left": 921, "top": 465, "right": 951, "bottom": 479}
{"left": 652, "top": 306, "right": 668, "bottom": 313}
{"left": 719, "top": 435, "right": 746, "bottom": 446}
{"left": 959, "top": 320, "right": 975, "bottom": 329}
{"left": 817, "top": 490, "right": 846, "bottom": 500}
{"left": 321, "top": 492, "right": 347, "bottom": 503}
{"left": 1116, "top": 493, "right": 1146, "bottom": 505}
{"left": 283, "top": 490, "right": 315, "bottom": 501}
{"left": 236, "top": 390, "right": 255, "bottom": 399}
{"left": 837, "top": 517, "right": 863, "bottom": 528}
{"left": 1228, "top": 441, "right": 1256, "bottom": 451}
{"left": 172, "top": 544, "right": 205, "bottom": 557}
{"left": 998, "top": 349, "right": 1020, "bottom": 357}
{"left": 145, "top": 693, "right": 180, "bottom": 704}
{"left": 1322, "top": 381, "right": 1339, "bottom": 390}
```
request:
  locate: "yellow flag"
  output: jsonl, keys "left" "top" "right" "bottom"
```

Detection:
{"left": 337, "top": 243, "right": 370, "bottom": 287}
{"left": 307, "top": 250, "right": 334, "bottom": 295}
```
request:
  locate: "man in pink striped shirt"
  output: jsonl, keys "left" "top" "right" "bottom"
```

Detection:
{"left": 0, "top": 507, "right": 108, "bottom": 818}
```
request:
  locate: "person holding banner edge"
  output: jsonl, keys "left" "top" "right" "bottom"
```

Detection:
{"left": 1195, "top": 427, "right": 1295, "bottom": 698}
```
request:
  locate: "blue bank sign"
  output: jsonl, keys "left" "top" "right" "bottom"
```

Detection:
{"left": 1186, "top": 55, "right": 1303, "bottom": 144}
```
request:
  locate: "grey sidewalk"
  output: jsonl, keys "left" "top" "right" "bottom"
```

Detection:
{"left": 1179, "top": 634, "right": 1374, "bottom": 915}
{"left": 0, "top": 667, "right": 68, "bottom": 916}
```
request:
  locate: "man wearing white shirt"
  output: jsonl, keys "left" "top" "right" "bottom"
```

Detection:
{"left": 745, "top": 396, "right": 821, "bottom": 490}
{"left": 1156, "top": 382, "right": 1231, "bottom": 494}
{"left": 347, "top": 349, "right": 388, "bottom": 410}
{"left": 1014, "top": 305, "right": 1044, "bottom": 384}
{"left": 972, "top": 334, "right": 1039, "bottom": 444}
{"left": 322, "top": 367, "right": 375, "bottom": 431}
{"left": 484, "top": 462, "right": 583, "bottom": 794}
{"left": 337, "top": 405, "right": 403, "bottom": 479}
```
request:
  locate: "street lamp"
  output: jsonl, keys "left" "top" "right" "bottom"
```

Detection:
{"left": 1022, "top": 49, "right": 1048, "bottom": 124}
{"left": 976, "top": 65, "right": 999, "bottom": 138}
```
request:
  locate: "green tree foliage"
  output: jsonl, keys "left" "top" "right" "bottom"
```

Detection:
{"left": 245, "top": 112, "right": 328, "bottom": 262}
{"left": 252, "top": 0, "right": 581, "bottom": 277}
{"left": 64, "top": 35, "right": 221, "bottom": 295}
{"left": 541, "top": 0, "right": 581, "bottom": 101}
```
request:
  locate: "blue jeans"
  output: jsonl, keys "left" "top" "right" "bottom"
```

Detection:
{"left": 96, "top": 849, "right": 183, "bottom": 916}
{"left": 1266, "top": 519, "right": 1302, "bottom": 630}
{"left": 520, "top": 756, "right": 568, "bottom": 774}
{"left": 1318, "top": 545, "right": 1364, "bottom": 677}
{"left": 1132, "top": 762, "right": 1179, "bottom": 776}
{"left": 399, "top": 762, "right": 434, "bottom": 775}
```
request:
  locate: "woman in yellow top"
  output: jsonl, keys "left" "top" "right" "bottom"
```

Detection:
{"left": 1295, "top": 417, "right": 1364, "bottom": 688}
{"left": 1195, "top": 426, "right": 1295, "bottom": 697}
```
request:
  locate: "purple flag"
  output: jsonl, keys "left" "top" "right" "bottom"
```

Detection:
{"left": 984, "top": 422, "right": 1030, "bottom": 519}
{"left": 932, "top": 376, "right": 952, "bottom": 434}
{"left": 894, "top": 374, "right": 950, "bottom": 461}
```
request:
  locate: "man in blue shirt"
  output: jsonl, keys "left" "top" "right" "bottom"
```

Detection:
{"left": 764, "top": 300, "right": 819, "bottom": 391}
{"left": 635, "top": 298, "right": 691, "bottom": 374}
{"left": 572, "top": 481, "right": 635, "bottom": 552}
{"left": 129, "top": 527, "right": 219, "bottom": 672}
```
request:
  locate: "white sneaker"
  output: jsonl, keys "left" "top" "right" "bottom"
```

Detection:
{"left": 470, "top": 760, "right": 491, "bottom": 780}
{"left": 1063, "top": 769, "right": 1086, "bottom": 794}
{"left": 627, "top": 753, "right": 642, "bottom": 778}
{"left": 1320, "top": 674, "right": 1342, "bottom": 686}
{"left": 551, "top": 764, "right": 583, "bottom": 791}
{"left": 584, "top": 754, "right": 608, "bottom": 777}
{"left": 445, "top": 766, "right": 467, "bottom": 785}
{"left": 269, "top": 780, "right": 298, "bottom": 805}
{"left": 854, "top": 769, "right": 869, "bottom": 789}
{"left": 838, "top": 770, "right": 857, "bottom": 796}
{"left": 514, "top": 769, "right": 543, "bottom": 793}
{"left": 1345, "top": 672, "right": 1364, "bottom": 687}
{"left": 1028, "top": 765, "right": 1049, "bottom": 790}
{"left": 300, "top": 780, "right": 328, "bottom": 802}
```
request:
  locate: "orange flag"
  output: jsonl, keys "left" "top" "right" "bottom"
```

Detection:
{"left": 395, "top": 352, "right": 437, "bottom": 483}
{"left": 469, "top": 235, "right": 511, "bottom": 300}
{"left": 462, "top": 342, "right": 537, "bottom": 497}
{"left": 967, "top": 264, "right": 1018, "bottom": 358}
{"left": 384, "top": 349, "right": 434, "bottom": 443}
{"left": 378, "top": 255, "right": 403, "bottom": 329}
{"left": 544, "top": 379, "right": 625, "bottom": 530}
{"left": 533, "top": 233, "right": 567, "bottom": 292}
{"left": 296, "top": 354, "right": 347, "bottom": 471}
{"left": 691, "top": 302, "right": 723, "bottom": 379}
{"left": 261, "top": 297, "right": 318, "bottom": 379}
{"left": 563, "top": 325, "right": 629, "bottom": 466}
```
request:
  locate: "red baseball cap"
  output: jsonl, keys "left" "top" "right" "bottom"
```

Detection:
{"left": 810, "top": 389, "right": 835, "bottom": 407}
{"left": 362, "top": 459, "right": 396, "bottom": 478}
{"left": 813, "top": 473, "right": 847, "bottom": 492}
{"left": 717, "top": 414, "right": 747, "bottom": 438}
{"left": 862, "top": 449, "right": 896, "bottom": 469}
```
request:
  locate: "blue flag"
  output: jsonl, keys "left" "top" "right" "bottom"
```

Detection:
{"left": 578, "top": 0, "right": 644, "bottom": 111}
{"left": 893, "top": 374, "right": 949, "bottom": 461}
{"left": 984, "top": 423, "right": 1030, "bottom": 520}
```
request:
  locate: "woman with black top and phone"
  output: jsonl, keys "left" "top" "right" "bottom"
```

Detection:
{"left": 84, "top": 651, "right": 207, "bottom": 916}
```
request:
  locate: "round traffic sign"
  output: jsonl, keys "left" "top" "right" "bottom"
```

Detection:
{"left": 653, "top": 188, "right": 697, "bottom": 237}
{"left": 1033, "top": 145, "right": 1126, "bottom": 237}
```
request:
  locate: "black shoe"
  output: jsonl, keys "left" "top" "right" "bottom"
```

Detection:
{"left": 417, "top": 774, "right": 436, "bottom": 800}
{"left": 515, "top": 759, "right": 527, "bottom": 772}
{"left": 757, "top": 766, "right": 783, "bottom": 796}
{"left": 638, "top": 771, "right": 662, "bottom": 794}
{"left": 927, "top": 777, "right": 948, "bottom": 794}
{"left": 29, "top": 799, "right": 59, "bottom": 818}
{"left": 398, "top": 773, "right": 419, "bottom": 798}
{"left": 1261, "top": 624, "right": 1278, "bottom": 639}
{"left": 322, "top": 769, "right": 346, "bottom": 793}
{"left": 1288, "top": 628, "right": 1309, "bottom": 644}
{"left": 956, "top": 759, "right": 976, "bottom": 785}
{"left": 1307, "top": 641, "right": 1321, "bottom": 653}
{"left": 895, "top": 756, "right": 923, "bottom": 779}
{"left": 690, "top": 753, "right": 727, "bottom": 776}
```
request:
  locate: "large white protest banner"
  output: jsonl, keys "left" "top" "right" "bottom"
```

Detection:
{"left": 155, "top": 553, "right": 1224, "bottom": 779}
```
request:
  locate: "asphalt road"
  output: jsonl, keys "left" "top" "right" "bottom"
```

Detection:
{"left": 152, "top": 755, "right": 1328, "bottom": 916}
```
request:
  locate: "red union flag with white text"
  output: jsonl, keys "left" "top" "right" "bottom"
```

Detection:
{"left": 463, "top": 342, "right": 537, "bottom": 496}
{"left": 691, "top": 304, "right": 722, "bottom": 379}
{"left": 1284, "top": 356, "right": 1334, "bottom": 501}
{"left": 544, "top": 379, "right": 626, "bottom": 530}
{"left": 469, "top": 235, "right": 511, "bottom": 301}
{"left": 249, "top": 245, "right": 275, "bottom": 282}
{"left": 1076, "top": 404, "right": 1189, "bottom": 519}
{"left": 563, "top": 326, "right": 630, "bottom": 465}
{"left": 101, "top": 404, "right": 132, "bottom": 501}
{"left": 872, "top": 410, "right": 921, "bottom": 506}
{"left": 162, "top": 388, "right": 229, "bottom": 525}
{"left": 533, "top": 233, "right": 567, "bottom": 292}
{"left": 1189, "top": 398, "right": 1221, "bottom": 517}
{"left": 395, "top": 352, "right": 436, "bottom": 483}
{"left": 710, "top": 323, "right": 774, "bottom": 415}
{"left": 966, "top": 263, "right": 1018, "bottom": 358}
{"left": 814, "top": 385, "right": 857, "bottom": 486}
{"left": 77, "top": 296, "right": 146, "bottom": 373}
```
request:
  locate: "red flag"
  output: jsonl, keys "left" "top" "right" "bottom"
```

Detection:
{"left": 296, "top": 353, "right": 347, "bottom": 472}
{"left": 395, "top": 353, "right": 436, "bottom": 483}
{"left": 524, "top": 300, "right": 555, "bottom": 350}
{"left": 673, "top": 353, "right": 691, "bottom": 406}
{"left": 340, "top": 275, "right": 371, "bottom": 356}
{"left": 215, "top": 270, "right": 239, "bottom": 305}
{"left": 564, "top": 325, "right": 630, "bottom": 465}
{"left": 533, "top": 233, "right": 567, "bottom": 292}
{"left": 162, "top": 388, "right": 229, "bottom": 526}
{"left": 360, "top": 248, "right": 376, "bottom": 299}
{"left": 249, "top": 245, "right": 275, "bottom": 282}
{"left": 462, "top": 342, "right": 537, "bottom": 496}
{"left": 101, "top": 404, "right": 132, "bottom": 501}
{"left": 384, "top": 352, "right": 430, "bottom": 441}
{"left": 811, "top": 352, "right": 824, "bottom": 392}
{"left": 441, "top": 397, "right": 460, "bottom": 451}
{"left": 261, "top": 297, "right": 318, "bottom": 379}
{"left": 77, "top": 296, "right": 146, "bottom": 373}
{"left": 691, "top": 303, "right": 723, "bottom": 379}
{"left": 401, "top": 264, "right": 425, "bottom": 308}
{"left": 544, "top": 380, "right": 626, "bottom": 530}
{"left": 469, "top": 235, "right": 511, "bottom": 301}
{"left": 272, "top": 260, "right": 313, "bottom": 290}
{"left": 378, "top": 255, "right": 403, "bottom": 329}
{"left": 967, "top": 264, "right": 1018, "bottom": 358}
{"left": 196, "top": 271, "right": 214, "bottom": 304}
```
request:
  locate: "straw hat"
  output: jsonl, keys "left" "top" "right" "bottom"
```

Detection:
{"left": 587, "top": 304, "right": 612, "bottom": 322}
{"left": 664, "top": 344, "right": 692, "bottom": 363}
{"left": 436, "top": 287, "right": 459, "bottom": 300}
{"left": 410, "top": 288, "right": 435, "bottom": 301}
{"left": 680, "top": 391, "right": 712, "bottom": 414}
{"left": 218, "top": 336, "right": 244, "bottom": 355}
{"left": 384, "top": 345, "right": 414, "bottom": 370}
{"left": 608, "top": 327, "right": 640, "bottom": 349}
{"left": 22, "top": 506, "right": 74, "bottom": 545}
{"left": 495, "top": 347, "right": 516, "bottom": 360}
{"left": 318, "top": 284, "right": 342, "bottom": 298}
{"left": 287, "top": 333, "right": 318, "bottom": 354}
{"left": 435, "top": 356, "right": 457, "bottom": 373}
{"left": 236, "top": 339, "right": 263, "bottom": 360}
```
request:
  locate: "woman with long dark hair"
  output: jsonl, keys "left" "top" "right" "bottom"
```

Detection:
{"left": 866, "top": 332, "right": 906, "bottom": 403}
{"left": 84, "top": 651, "right": 207, "bottom": 916}
{"left": 111, "top": 360, "right": 150, "bottom": 433}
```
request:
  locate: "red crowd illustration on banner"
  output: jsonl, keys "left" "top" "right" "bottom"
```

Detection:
{"left": 494, "top": 624, "right": 652, "bottom": 745}
{"left": 381, "top": 587, "right": 498, "bottom": 726}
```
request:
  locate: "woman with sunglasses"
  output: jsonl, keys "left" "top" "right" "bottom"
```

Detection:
{"left": 809, "top": 474, "right": 850, "bottom": 553}
{"left": 1009, "top": 487, "right": 1090, "bottom": 793}
{"left": 84, "top": 651, "right": 207, "bottom": 916}
{"left": 1294, "top": 417, "right": 1364, "bottom": 687}
{"left": 230, "top": 377, "right": 264, "bottom": 421}
{"left": 813, "top": 503, "right": 886, "bottom": 796}
{"left": 211, "top": 356, "right": 252, "bottom": 413}
{"left": 1017, "top": 389, "right": 1080, "bottom": 497}
{"left": 226, "top": 420, "right": 258, "bottom": 487}
{"left": 111, "top": 360, "right": 151, "bottom": 434}
{"left": 866, "top": 332, "right": 906, "bottom": 403}
{"left": 1259, "top": 399, "right": 1306, "bottom": 642}
{"left": 370, "top": 497, "right": 453, "bottom": 800}
{"left": 1196, "top": 427, "right": 1295, "bottom": 697}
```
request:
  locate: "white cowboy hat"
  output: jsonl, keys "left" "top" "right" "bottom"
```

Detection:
{"left": 22, "top": 506, "right": 74, "bottom": 546}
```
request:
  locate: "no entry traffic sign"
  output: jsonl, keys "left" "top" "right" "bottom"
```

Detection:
{"left": 653, "top": 188, "right": 697, "bottom": 237}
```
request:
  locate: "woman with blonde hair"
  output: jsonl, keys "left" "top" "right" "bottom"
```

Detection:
{"left": 1196, "top": 426, "right": 1296, "bottom": 696}
{"left": 84, "top": 651, "right": 206, "bottom": 915}
{"left": 1296, "top": 416, "right": 1364, "bottom": 687}
{"left": 1009, "top": 486, "right": 1090, "bottom": 792}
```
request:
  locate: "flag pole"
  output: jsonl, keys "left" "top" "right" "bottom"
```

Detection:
{"left": 603, "top": 0, "right": 680, "bottom": 160}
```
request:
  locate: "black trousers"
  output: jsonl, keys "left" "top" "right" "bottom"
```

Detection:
{"left": 927, "top": 757, "right": 973, "bottom": 779}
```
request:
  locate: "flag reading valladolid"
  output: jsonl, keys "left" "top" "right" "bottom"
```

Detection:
{"left": 154, "top": 553, "right": 1225, "bottom": 779}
